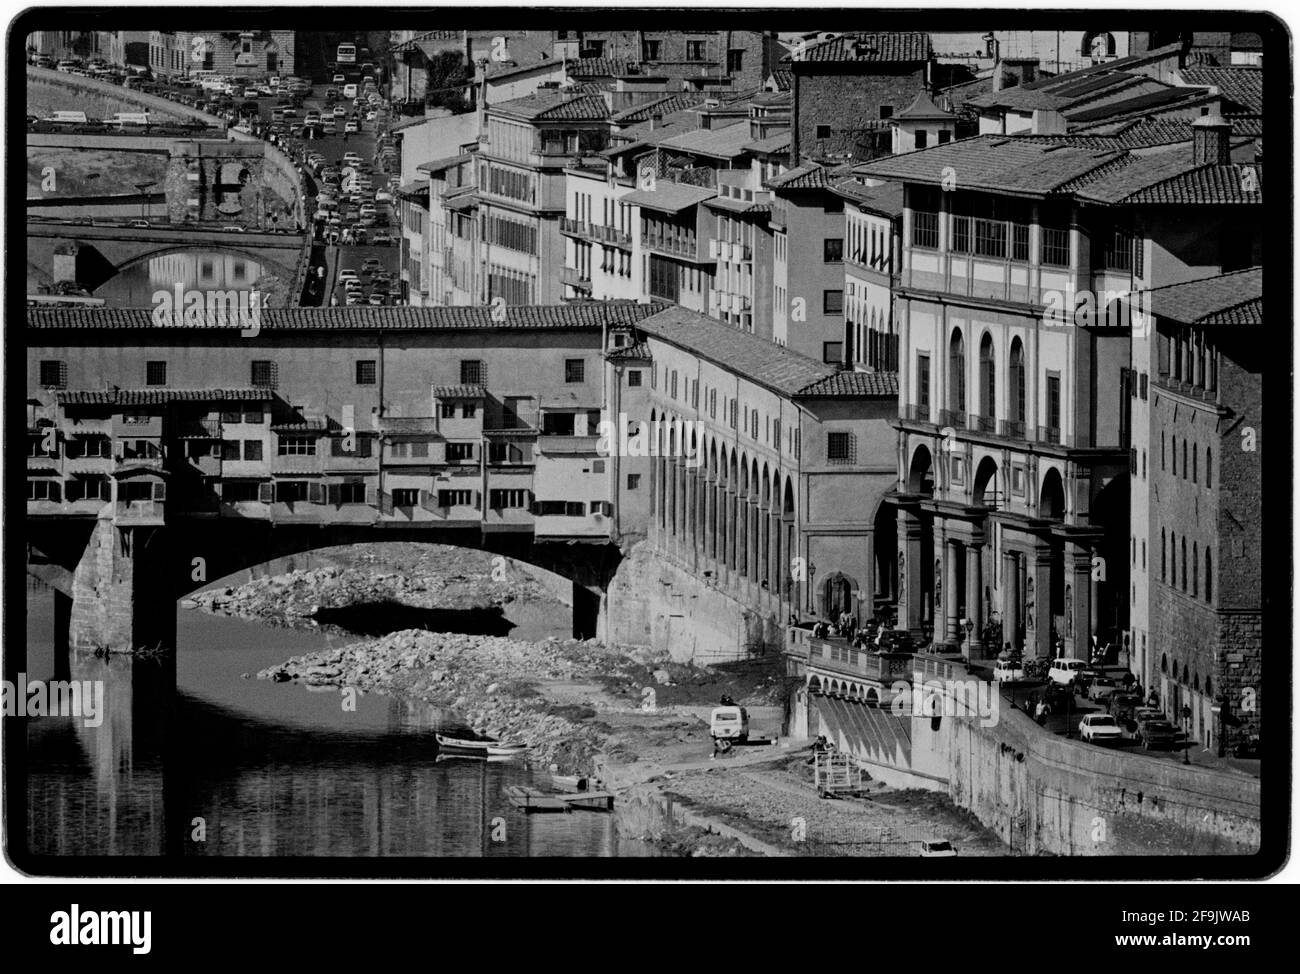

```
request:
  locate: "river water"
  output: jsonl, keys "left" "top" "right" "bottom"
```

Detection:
{"left": 23, "top": 579, "right": 655, "bottom": 860}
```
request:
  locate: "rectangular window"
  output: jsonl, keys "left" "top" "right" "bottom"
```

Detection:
{"left": 356, "top": 360, "right": 377, "bottom": 385}
{"left": 912, "top": 210, "right": 938, "bottom": 249}
{"left": 1011, "top": 222, "right": 1030, "bottom": 261}
{"left": 917, "top": 353, "right": 931, "bottom": 410}
{"left": 627, "top": 473, "right": 641, "bottom": 490}
{"left": 823, "top": 342, "right": 843, "bottom": 364}
{"left": 642, "top": 40, "right": 660, "bottom": 60}
{"left": 39, "top": 360, "right": 67, "bottom": 388}
{"left": 251, "top": 360, "right": 276, "bottom": 388}
{"left": 686, "top": 39, "right": 706, "bottom": 61}
{"left": 446, "top": 442, "right": 474, "bottom": 462}
{"left": 1041, "top": 227, "right": 1070, "bottom": 267}
{"left": 278, "top": 436, "right": 316, "bottom": 456}
{"left": 627, "top": 370, "right": 642, "bottom": 387}
{"left": 440, "top": 403, "right": 456, "bottom": 419}
{"left": 489, "top": 488, "right": 527, "bottom": 509}
{"left": 392, "top": 488, "right": 419, "bottom": 508}
{"left": 221, "top": 440, "right": 241, "bottom": 461}
{"left": 1046, "top": 374, "right": 1061, "bottom": 430}
{"left": 951, "top": 215, "right": 971, "bottom": 254}
{"left": 823, "top": 290, "right": 843, "bottom": 314}
{"left": 565, "top": 359, "right": 585, "bottom": 384}
{"left": 727, "top": 49, "right": 743, "bottom": 73}
{"left": 915, "top": 130, "right": 928, "bottom": 149}
{"left": 827, "top": 431, "right": 855, "bottom": 463}
{"left": 824, "top": 238, "right": 843, "bottom": 263}
{"left": 439, "top": 489, "right": 475, "bottom": 507}
{"left": 146, "top": 361, "right": 167, "bottom": 386}
{"left": 463, "top": 403, "right": 477, "bottom": 419}
{"left": 410, "top": 442, "right": 429, "bottom": 458}
{"left": 276, "top": 480, "right": 308, "bottom": 503}
{"left": 460, "top": 359, "right": 484, "bottom": 385}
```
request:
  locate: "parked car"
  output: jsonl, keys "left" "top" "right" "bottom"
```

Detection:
{"left": 338, "top": 268, "right": 359, "bottom": 283}
{"left": 709, "top": 706, "right": 749, "bottom": 751}
{"left": 1047, "top": 657, "right": 1088, "bottom": 688}
{"left": 992, "top": 659, "right": 1025, "bottom": 682}
{"left": 918, "top": 839, "right": 957, "bottom": 857}
{"left": 361, "top": 257, "right": 382, "bottom": 273}
{"left": 373, "top": 231, "right": 393, "bottom": 245}
{"left": 1079, "top": 714, "right": 1124, "bottom": 744}
{"left": 221, "top": 226, "right": 245, "bottom": 233}
{"left": 1138, "top": 719, "right": 1181, "bottom": 750}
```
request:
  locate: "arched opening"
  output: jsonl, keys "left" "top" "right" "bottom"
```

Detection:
{"left": 1008, "top": 337, "right": 1026, "bottom": 431}
{"left": 907, "top": 443, "right": 935, "bottom": 495}
{"left": 948, "top": 329, "right": 966, "bottom": 416}
{"left": 1205, "top": 548, "right": 1213, "bottom": 601}
{"left": 978, "top": 332, "right": 996, "bottom": 425}
{"left": 865, "top": 687, "right": 880, "bottom": 708}
{"left": 1083, "top": 31, "right": 1117, "bottom": 58}
{"left": 1038, "top": 467, "right": 1065, "bottom": 520}
{"left": 972, "top": 456, "right": 999, "bottom": 509}
{"left": 821, "top": 572, "right": 859, "bottom": 621}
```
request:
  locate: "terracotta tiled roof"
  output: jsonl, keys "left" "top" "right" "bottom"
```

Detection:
{"left": 638, "top": 307, "right": 835, "bottom": 397}
{"left": 1063, "top": 86, "right": 1211, "bottom": 124}
{"left": 896, "top": 91, "right": 954, "bottom": 121}
{"left": 490, "top": 89, "right": 610, "bottom": 122}
{"left": 794, "top": 32, "right": 931, "bottom": 64}
{"left": 743, "top": 130, "right": 791, "bottom": 155}
{"left": 56, "top": 387, "right": 275, "bottom": 405}
{"left": 607, "top": 339, "right": 652, "bottom": 362}
{"left": 612, "top": 92, "right": 705, "bottom": 123}
{"left": 766, "top": 162, "right": 828, "bottom": 191}
{"left": 565, "top": 57, "right": 631, "bottom": 78}
{"left": 1179, "top": 65, "right": 1263, "bottom": 115}
{"left": 1063, "top": 144, "right": 1263, "bottom": 205}
{"left": 380, "top": 417, "right": 441, "bottom": 434}
{"left": 28, "top": 305, "right": 661, "bottom": 332}
{"left": 432, "top": 385, "right": 487, "bottom": 398}
{"left": 768, "top": 70, "right": 793, "bottom": 91}
{"left": 655, "top": 121, "right": 754, "bottom": 160}
{"left": 797, "top": 371, "right": 899, "bottom": 397}
{"left": 1146, "top": 268, "right": 1262, "bottom": 326}
{"left": 830, "top": 178, "right": 905, "bottom": 217}
{"left": 856, "top": 136, "right": 1125, "bottom": 197}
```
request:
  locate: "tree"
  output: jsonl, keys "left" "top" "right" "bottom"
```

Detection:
{"left": 424, "top": 50, "right": 471, "bottom": 113}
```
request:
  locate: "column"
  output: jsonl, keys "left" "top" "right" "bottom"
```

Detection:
{"left": 966, "top": 541, "right": 983, "bottom": 652}
{"left": 1071, "top": 541, "right": 1093, "bottom": 657}
{"left": 944, "top": 538, "right": 961, "bottom": 643}
{"left": 769, "top": 510, "right": 781, "bottom": 596}
{"left": 1002, "top": 550, "right": 1020, "bottom": 652}
{"left": 725, "top": 486, "right": 736, "bottom": 575}
{"left": 863, "top": 530, "right": 876, "bottom": 622}
{"left": 899, "top": 509, "right": 924, "bottom": 634}
{"left": 705, "top": 475, "right": 716, "bottom": 563}
{"left": 1029, "top": 541, "right": 1053, "bottom": 658}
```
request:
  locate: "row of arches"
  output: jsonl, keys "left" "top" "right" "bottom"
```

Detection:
{"left": 906, "top": 441, "right": 1065, "bottom": 519}
{"left": 947, "top": 328, "right": 1029, "bottom": 426}
{"left": 807, "top": 673, "right": 882, "bottom": 706}
{"left": 647, "top": 408, "right": 797, "bottom": 602}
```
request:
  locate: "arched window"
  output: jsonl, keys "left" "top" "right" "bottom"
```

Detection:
{"left": 1161, "top": 653, "right": 1168, "bottom": 674}
{"left": 1205, "top": 548, "right": 1213, "bottom": 601}
{"left": 1169, "top": 531, "right": 1176, "bottom": 584}
{"left": 1192, "top": 446, "right": 1198, "bottom": 483}
{"left": 1181, "top": 537, "right": 1188, "bottom": 591}
{"left": 1183, "top": 439, "right": 1188, "bottom": 479}
{"left": 979, "top": 333, "right": 996, "bottom": 421}
{"left": 1205, "top": 447, "right": 1212, "bottom": 487}
{"left": 1009, "top": 338, "right": 1026, "bottom": 424}
{"left": 1171, "top": 436, "right": 1177, "bottom": 475}
{"left": 949, "top": 329, "right": 966, "bottom": 414}
{"left": 1192, "top": 542, "right": 1198, "bottom": 595}
{"left": 1161, "top": 528, "right": 1166, "bottom": 581}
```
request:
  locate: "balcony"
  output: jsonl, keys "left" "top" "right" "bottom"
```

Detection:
{"left": 1036, "top": 424, "right": 1061, "bottom": 445}
{"left": 560, "top": 217, "right": 589, "bottom": 237}
{"left": 938, "top": 408, "right": 966, "bottom": 429}
{"left": 788, "top": 626, "right": 914, "bottom": 682}
{"left": 972, "top": 414, "right": 997, "bottom": 434}
{"left": 561, "top": 267, "right": 593, "bottom": 290}
{"left": 998, "top": 419, "right": 1026, "bottom": 440}
{"left": 641, "top": 234, "right": 711, "bottom": 263}
{"left": 590, "top": 223, "right": 632, "bottom": 248}
{"left": 903, "top": 403, "right": 933, "bottom": 424}
{"left": 536, "top": 434, "right": 601, "bottom": 457}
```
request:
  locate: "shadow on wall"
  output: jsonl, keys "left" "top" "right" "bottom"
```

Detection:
{"left": 312, "top": 601, "right": 516, "bottom": 638}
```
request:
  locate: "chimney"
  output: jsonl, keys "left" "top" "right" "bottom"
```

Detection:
{"left": 1031, "top": 108, "right": 1067, "bottom": 135}
{"left": 1192, "top": 113, "right": 1231, "bottom": 165}
{"left": 53, "top": 240, "right": 79, "bottom": 285}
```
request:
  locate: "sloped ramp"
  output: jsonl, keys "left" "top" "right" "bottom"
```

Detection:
{"left": 813, "top": 695, "right": 912, "bottom": 772}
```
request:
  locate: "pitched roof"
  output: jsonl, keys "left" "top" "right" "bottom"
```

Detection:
{"left": 768, "top": 70, "right": 793, "bottom": 91}
{"left": 564, "top": 57, "right": 631, "bottom": 78}
{"left": 830, "top": 178, "right": 905, "bottom": 217}
{"left": 1062, "top": 143, "right": 1263, "bottom": 205}
{"left": 1145, "top": 268, "right": 1262, "bottom": 326}
{"left": 607, "top": 339, "right": 652, "bottom": 362}
{"left": 1063, "top": 85, "right": 1211, "bottom": 124}
{"left": 744, "top": 130, "right": 791, "bottom": 155}
{"left": 418, "top": 152, "right": 475, "bottom": 174}
{"left": 637, "top": 306, "right": 835, "bottom": 397}
{"left": 380, "top": 417, "right": 441, "bottom": 435}
{"left": 856, "top": 136, "right": 1125, "bottom": 197}
{"left": 655, "top": 120, "right": 754, "bottom": 160}
{"left": 56, "top": 387, "right": 275, "bottom": 406}
{"left": 622, "top": 181, "right": 717, "bottom": 213}
{"left": 1179, "top": 65, "right": 1263, "bottom": 115}
{"left": 767, "top": 161, "right": 829, "bottom": 191}
{"left": 27, "top": 305, "right": 661, "bottom": 332}
{"left": 794, "top": 32, "right": 931, "bottom": 64}
{"left": 489, "top": 89, "right": 609, "bottom": 122}
{"left": 432, "top": 385, "right": 487, "bottom": 398}
{"left": 797, "top": 371, "right": 899, "bottom": 397}
{"left": 612, "top": 92, "right": 706, "bottom": 124}
{"left": 896, "top": 91, "right": 954, "bottom": 121}
{"left": 476, "top": 35, "right": 558, "bottom": 80}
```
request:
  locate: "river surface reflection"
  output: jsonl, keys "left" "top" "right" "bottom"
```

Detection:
{"left": 23, "top": 580, "right": 653, "bottom": 859}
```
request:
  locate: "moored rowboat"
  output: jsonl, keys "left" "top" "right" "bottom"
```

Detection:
{"left": 435, "top": 733, "right": 528, "bottom": 757}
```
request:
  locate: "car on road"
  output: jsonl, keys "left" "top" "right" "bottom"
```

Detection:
{"left": 333, "top": 105, "right": 347, "bottom": 118}
{"left": 918, "top": 840, "right": 957, "bottom": 857}
{"left": 1079, "top": 714, "right": 1124, "bottom": 744}
{"left": 1047, "top": 657, "right": 1088, "bottom": 688}
{"left": 992, "top": 659, "right": 1025, "bottom": 682}
{"left": 129, "top": 220, "right": 151, "bottom": 229}
{"left": 243, "top": 88, "right": 260, "bottom": 98}
{"left": 375, "top": 190, "right": 394, "bottom": 204}
{"left": 362, "top": 257, "right": 383, "bottom": 272}
{"left": 338, "top": 268, "right": 359, "bottom": 281}
{"left": 333, "top": 74, "right": 346, "bottom": 85}
{"left": 344, "top": 120, "right": 360, "bottom": 133}
{"left": 344, "top": 292, "right": 363, "bottom": 306}
{"left": 368, "top": 293, "right": 386, "bottom": 306}
{"left": 1137, "top": 719, "right": 1181, "bottom": 750}
{"left": 372, "top": 231, "right": 393, "bottom": 245}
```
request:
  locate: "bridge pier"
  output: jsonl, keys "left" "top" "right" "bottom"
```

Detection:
{"left": 68, "top": 516, "right": 178, "bottom": 655}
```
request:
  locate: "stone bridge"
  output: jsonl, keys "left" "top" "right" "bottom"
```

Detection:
{"left": 27, "top": 220, "right": 310, "bottom": 304}
{"left": 29, "top": 516, "right": 622, "bottom": 657}
{"left": 27, "top": 65, "right": 226, "bottom": 126}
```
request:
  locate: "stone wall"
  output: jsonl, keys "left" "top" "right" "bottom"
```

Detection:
{"left": 27, "top": 66, "right": 222, "bottom": 125}
{"left": 598, "top": 541, "right": 782, "bottom": 663}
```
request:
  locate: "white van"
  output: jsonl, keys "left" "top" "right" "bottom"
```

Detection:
{"left": 1048, "top": 657, "right": 1088, "bottom": 687}
{"left": 343, "top": 83, "right": 358, "bottom": 99}
{"left": 110, "top": 112, "right": 151, "bottom": 128}
{"left": 49, "top": 111, "right": 89, "bottom": 124}
{"left": 710, "top": 706, "right": 749, "bottom": 746}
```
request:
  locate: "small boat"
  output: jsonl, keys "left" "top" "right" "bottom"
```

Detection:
{"left": 435, "top": 733, "right": 528, "bottom": 757}
{"left": 504, "top": 786, "right": 569, "bottom": 812}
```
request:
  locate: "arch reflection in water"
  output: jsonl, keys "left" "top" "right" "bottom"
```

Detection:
{"left": 93, "top": 251, "right": 265, "bottom": 307}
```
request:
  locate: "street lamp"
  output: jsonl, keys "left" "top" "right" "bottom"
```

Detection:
{"left": 134, "top": 181, "right": 156, "bottom": 222}
{"left": 963, "top": 617, "right": 974, "bottom": 657}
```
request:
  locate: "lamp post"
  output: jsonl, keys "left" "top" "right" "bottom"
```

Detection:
{"left": 134, "top": 180, "right": 156, "bottom": 222}
{"left": 963, "top": 617, "right": 974, "bottom": 658}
